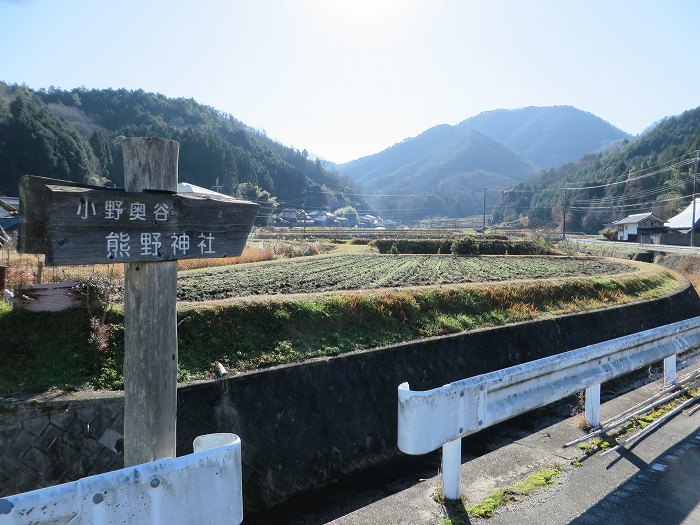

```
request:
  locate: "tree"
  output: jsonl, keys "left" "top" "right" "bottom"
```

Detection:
{"left": 89, "top": 129, "right": 114, "bottom": 183}
{"left": 235, "top": 182, "right": 278, "bottom": 226}
{"left": 333, "top": 206, "right": 359, "bottom": 226}
{"left": 551, "top": 203, "right": 572, "bottom": 230}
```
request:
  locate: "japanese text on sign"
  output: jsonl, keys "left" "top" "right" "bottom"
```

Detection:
{"left": 79, "top": 199, "right": 172, "bottom": 222}
{"left": 105, "top": 232, "right": 216, "bottom": 260}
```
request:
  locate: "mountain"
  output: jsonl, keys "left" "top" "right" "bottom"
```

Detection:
{"left": 338, "top": 106, "right": 629, "bottom": 221}
{"left": 0, "top": 83, "right": 363, "bottom": 223}
{"left": 339, "top": 125, "right": 536, "bottom": 221}
{"left": 492, "top": 106, "right": 700, "bottom": 233}
{"left": 458, "top": 106, "right": 630, "bottom": 169}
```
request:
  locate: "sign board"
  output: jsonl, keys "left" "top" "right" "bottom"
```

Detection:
{"left": 18, "top": 175, "right": 259, "bottom": 265}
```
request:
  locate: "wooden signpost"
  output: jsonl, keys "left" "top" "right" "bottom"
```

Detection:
{"left": 18, "top": 137, "right": 259, "bottom": 467}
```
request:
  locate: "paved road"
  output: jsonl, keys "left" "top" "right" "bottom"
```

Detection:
{"left": 247, "top": 359, "right": 700, "bottom": 524}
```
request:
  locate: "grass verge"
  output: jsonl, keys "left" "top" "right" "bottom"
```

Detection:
{"left": 464, "top": 468, "right": 561, "bottom": 519}
{"left": 0, "top": 267, "right": 682, "bottom": 394}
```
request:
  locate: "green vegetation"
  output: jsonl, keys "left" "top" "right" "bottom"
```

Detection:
{"left": 177, "top": 255, "right": 636, "bottom": 301}
{"left": 450, "top": 236, "right": 480, "bottom": 255}
{"left": 0, "top": 263, "right": 680, "bottom": 394}
{"left": 370, "top": 236, "right": 556, "bottom": 255}
{"left": 464, "top": 468, "right": 561, "bottom": 518}
{"left": 0, "top": 86, "right": 102, "bottom": 194}
{"left": 0, "top": 82, "right": 364, "bottom": 216}
{"left": 494, "top": 105, "right": 700, "bottom": 232}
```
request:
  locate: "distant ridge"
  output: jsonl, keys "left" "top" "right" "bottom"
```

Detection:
{"left": 492, "top": 105, "right": 700, "bottom": 233}
{"left": 458, "top": 105, "right": 630, "bottom": 169}
{"left": 338, "top": 105, "right": 629, "bottom": 220}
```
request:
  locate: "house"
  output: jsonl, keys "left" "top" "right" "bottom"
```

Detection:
{"left": 0, "top": 197, "right": 19, "bottom": 245}
{"left": 656, "top": 198, "right": 700, "bottom": 245}
{"left": 0, "top": 197, "right": 18, "bottom": 218}
{"left": 177, "top": 182, "right": 230, "bottom": 197}
{"left": 665, "top": 198, "right": 700, "bottom": 232}
{"left": 273, "top": 208, "right": 314, "bottom": 226}
{"left": 612, "top": 212, "right": 665, "bottom": 242}
{"left": 308, "top": 211, "right": 342, "bottom": 226}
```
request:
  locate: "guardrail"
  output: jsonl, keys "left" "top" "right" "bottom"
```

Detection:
{"left": 0, "top": 433, "right": 243, "bottom": 525}
{"left": 568, "top": 236, "right": 700, "bottom": 255}
{"left": 397, "top": 316, "right": 700, "bottom": 500}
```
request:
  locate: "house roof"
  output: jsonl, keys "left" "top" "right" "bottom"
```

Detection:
{"left": 666, "top": 198, "right": 700, "bottom": 230}
{"left": 612, "top": 212, "right": 661, "bottom": 225}
{"left": 0, "top": 197, "right": 18, "bottom": 214}
{"left": 177, "top": 182, "right": 229, "bottom": 197}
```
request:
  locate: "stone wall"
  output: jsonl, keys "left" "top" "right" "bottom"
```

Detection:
{"left": 1, "top": 284, "right": 699, "bottom": 509}
{"left": 0, "top": 394, "right": 123, "bottom": 497}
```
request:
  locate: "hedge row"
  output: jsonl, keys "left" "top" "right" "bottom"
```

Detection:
{"left": 370, "top": 239, "right": 453, "bottom": 254}
{"left": 370, "top": 237, "right": 552, "bottom": 255}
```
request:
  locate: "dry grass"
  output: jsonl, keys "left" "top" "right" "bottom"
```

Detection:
{"left": 176, "top": 246, "right": 274, "bottom": 271}
{"left": 2, "top": 246, "right": 276, "bottom": 288}
{"left": 686, "top": 274, "right": 700, "bottom": 292}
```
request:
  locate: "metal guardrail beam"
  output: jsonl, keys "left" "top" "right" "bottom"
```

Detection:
{"left": 397, "top": 316, "right": 700, "bottom": 499}
{"left": 0, "top": 433, "right": 243, "bottom": 525}
{"left": 568, "top": 236, "right": 700, "bottom": 255}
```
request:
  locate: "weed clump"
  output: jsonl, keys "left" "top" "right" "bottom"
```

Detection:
{"left": 464, "top": 468, "right": 561, "bottom": 518}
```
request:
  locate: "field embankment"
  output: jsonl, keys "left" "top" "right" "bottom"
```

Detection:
{"left": 177, "top": 254, "right": 634, "bottom": 300}
{"left": 0, "top": 253, "right": 681, "bottom": 396}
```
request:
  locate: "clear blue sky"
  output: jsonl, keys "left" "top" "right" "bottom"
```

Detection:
{"left": 2, "top": 0, "right": 699, "bottom": 163}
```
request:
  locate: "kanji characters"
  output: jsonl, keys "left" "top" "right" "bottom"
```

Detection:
{"left": 170, "top": 232, "right": 190, "bottom": 255}
{"left": 198, "top": 232, "right": 215, "bottom": 254}
{"left": 140, "top": 233, "right": 162, "bottom": 256}
{"left": 129, "top": 202, "right": 146, "bottom": 221}
{"left": 154, "top": 203, "right": 170, "bottom": 222}
{"left": 106, "top": 232, "right": 130, "bottom": 258}
{"left": 105, "top": 200, "right": 124, "bottom": 220}
{"left": 76, "top": 198, "right": 96, "bottom": 219}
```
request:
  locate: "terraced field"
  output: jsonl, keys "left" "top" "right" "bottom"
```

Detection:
{"left": 177, "top": 254, "right": 635, "bottom": 301}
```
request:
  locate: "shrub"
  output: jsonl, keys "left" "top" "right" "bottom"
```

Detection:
{"left": 600, "top": 227, "right": 617, "bottom": 241}
{"left": 451, "top": 236, "right": 479, "bottom": 255}
{"left": 369, "top": 239, "right": 453, "bottom": 254}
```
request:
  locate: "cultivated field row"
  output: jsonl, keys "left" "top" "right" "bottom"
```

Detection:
{"left": 177, "top": 254, "right": 635, "bottom": 301}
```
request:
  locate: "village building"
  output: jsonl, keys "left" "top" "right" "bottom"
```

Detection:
{"left": 611, "top": 212, "right": 665, "bottom": 242}
{"left": 661, "top": 197, "right": 700, "bottom": 246}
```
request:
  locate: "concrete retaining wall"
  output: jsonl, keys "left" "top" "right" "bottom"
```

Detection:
{"left": 1, "top": 284, "right": 699, "bottom": 509}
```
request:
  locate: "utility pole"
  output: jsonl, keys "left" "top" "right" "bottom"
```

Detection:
{"left": 482, "top": 187, "right": 487, "bottom": 232}
{"left": 303, "top": 179, "right": 307, "bottom": 237}
{"left": 692, "top": 150, "right": 699, "bottom": 248}
{"left": 212, "top": 177, "right": 223, "bottom": 193}
{"left": 562, "top": 187, "right": 568, "bottom": 240}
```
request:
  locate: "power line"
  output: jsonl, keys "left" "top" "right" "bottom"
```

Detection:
{"left": 570, "top": 174, "right": 695, "bottom": 206}
{"left": 570, "top": 191, "right": 693, "bottom": 211}
{"left": 565, "top": 157, "right": 697, "bottom": 191}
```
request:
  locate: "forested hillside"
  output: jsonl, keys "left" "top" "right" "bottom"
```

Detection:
{"left": 492, "top": 106, "right": 700, "bottom": 233}
{"left": 339, "top": 125, "right": 536, "bottom": 220}
{"left": 458, "top": 106, "right": 629, "bottom": 169}
{"left": 0, "top": 83, "right": 360, "bottom": 222}
{"left": 338, "top": 106, "right": 629, "bottom": 221}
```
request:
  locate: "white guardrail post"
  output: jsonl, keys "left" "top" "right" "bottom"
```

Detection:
{"left": 585, "top": 384, "right": 601, "bottom": 427}
{"left": 664, "top": 354, "right": 677, "bottom": 385}
{"left": 0, "top": 433, "right": 243, "bottom": 525}
{"left": 442, "top": 439, "right": 462, "bottom": 500}
{"left": 398, "top": 316, "right": 700, "bottom": 500}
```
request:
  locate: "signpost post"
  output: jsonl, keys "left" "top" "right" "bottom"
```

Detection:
{"left": 18, "top": 137, "right": 259, "bottom": 467}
